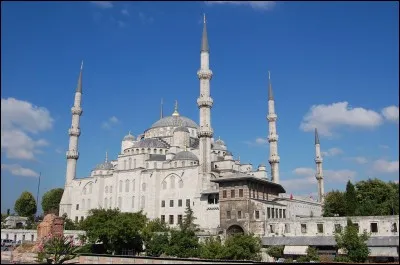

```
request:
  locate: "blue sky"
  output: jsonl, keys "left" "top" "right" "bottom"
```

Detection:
{"left": 1, "top": 1, "right": 398, "bottom": 214}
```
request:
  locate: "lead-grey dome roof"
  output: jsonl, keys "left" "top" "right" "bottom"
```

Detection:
{"left": 123, "top": 132, "right": 135, "bottom": 141}
{"left": 151, "top": 116, "right": 198, "bottom": 129}
{"left": 94, "top": 161, "right": 113, "bottom": 170}
{"left": 132, "top": 138, "right": 170, "bottom": 149}
{"left": 174, "top": 126, "right": 190, "bottom": 133}
{"left": 215, "top": 138, "right": 225, "bottom": 146}
{"left": 173, "top": 151, "right": 199, "bottom": 161}
{"left": 212, "top": 143, "right": 227, "bottom": 151}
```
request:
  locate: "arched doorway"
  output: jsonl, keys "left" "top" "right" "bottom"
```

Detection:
{"left": 227, "top": 225, "right": 244, "bottom": 236}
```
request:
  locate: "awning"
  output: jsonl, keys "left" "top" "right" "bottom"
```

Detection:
{"left": 284, "top": 246, "right": 308, "bottom": 255}
{"left": 369, "top": 247, "right": 398, "bottom": 257}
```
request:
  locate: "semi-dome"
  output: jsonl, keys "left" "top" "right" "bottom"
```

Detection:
{"left": 174, "top": 126, "right": 190, "bottom": 133}
{"left": 151, "top": 115, "right": 198, "bottom": 129}
{"left": 94, "top": 161, "right": 114, "bottom": 170}
{"left": 212, "top": 143, "right": 226, "bottom": 151}
{"left": 173, "top": 151, "right": 199, "bottom": 161}
{"left": 123, "top": 132, "right": 135, "bottom": 141}
{"left": 132, "top": 138, "right": 170, "bottom": 149}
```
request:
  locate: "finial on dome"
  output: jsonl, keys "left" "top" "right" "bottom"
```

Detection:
{"left": 184, "top": 145, "right": 187, "bottom": 151}
{"left": 81, "top": 60, "right": 84, "bottom": 70}
{"left": 105, "top": 151, "right": 108, "bottom": 163}
{"left": 172, "top": 100, "right": 180, "bottom": 116}
{"left": 203, "top": 13, "right": 206, "bottom": 24}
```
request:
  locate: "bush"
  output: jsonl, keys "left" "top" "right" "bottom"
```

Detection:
{"left": 266, "top": 245, "right": 284, "bottom": 260}
{"left": 334, "top": 255, "right": 351, "bottom": 262}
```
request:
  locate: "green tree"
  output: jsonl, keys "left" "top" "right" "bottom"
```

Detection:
{"left": 14, "top": 191, "right": 37, "bottom": 219}
{"left": 180, "top": 205, "right": 200, "bottom": 232}
{"left": 165, "top": 228, "right": 200, "bottom": 258}
{"left": 323, "top": 190, "right": 346, "bottom": 217}
{"left": 345, "top": 180, "right": 357, "bottom": 216}
{"left": 221, "top": 234, "right": 262, "bottom": 261}
{"left": 266, "top": 245, "right": 284, "bottom": 260}
{"left": 334, "top": 218, "right": 370, "bottom": 263}
{"left": 81, "top": 209, "right": 147, "bottom": 255}
{"left": 199, "top": 236, "right": 225, "bottom": 259}
{"left": 42, "top": 188, "right": 64, "bottom": 216}
{"left": 142, "top": 218, "right": 170, "bottom": 257}
{"left": 306, "top": 246, "right": 319, "bottom": 262}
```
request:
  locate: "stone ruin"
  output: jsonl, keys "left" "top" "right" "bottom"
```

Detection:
{"left": 37, "top": 214, "right": 64, "bottom": 242}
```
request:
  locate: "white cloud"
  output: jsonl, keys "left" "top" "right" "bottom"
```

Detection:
{"left": 244, "top": 137, "right": 268, "bottom": 147}
{"left": 102, "top": 116, "right": 119, "bottom": 129}
{"left": 90, "top": 1, "right": 113, "bottom": 9}
{"left": 322, "top": 147, "right": 343, "bottom": 157}
{"left": 381, "top": 105, "right": 399, "bottom": 123}
{"left": 1, "top": 164, "right": 39, "bottom": 178}
{"left": 300, "top": 102, "right": 383, "bottom": 136}
{"left": 121, "top": 9, "right": 129, "bottom": 16}
{"left": 372, "top": 159, "right": 399, "bottom": 173}
{"left": 138, "top": 12, "right": 154, "bottom": 24}
{"left": 347, "top": 156, "right": 368, "bottom": 164}
{"left": 205, "top": 1, "right": 276, "bottom": 10}
{"left": 1, "top": 98, "right": 53, "bottom": 160}
{"left": 281, "top": 167, "right": 356, "bottom": 192}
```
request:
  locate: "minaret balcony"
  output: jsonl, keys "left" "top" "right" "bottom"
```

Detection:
{"left": 267, "top": 114, "right": 277, "bottom": 121}
{"left": 268, "top": 134, "right": 279, "bottom": 142}
{"left": 197, "top": 127, "right": 214, "bottom": 138}
{"left": 197, "top": 69, "right": 213, "bottom": 80}
{"left": 197, "top": 97, "right": 214, "bottom": 108}
{"left": 315, "top": 158, "right": 323, "bottom": 163}
{"left": 66, "top": 150, "right": 79, "bottom": 159}
{"left": 68, "top": 128, "right": 81, "bottom": 136}
{"left": 316, "top": 175, "right": 324, "bottom": 180}
{"left": 71, "top": 106, "right": 83, "bottom": 115}
{"left": 268, "top": 156, "right": 280, "bottom": 163}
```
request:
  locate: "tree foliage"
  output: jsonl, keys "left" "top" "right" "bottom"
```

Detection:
{"left": 37, "top": 234, "right": 82, "bottom": 264}
{"left": 42, "top": 188, "right": 64, "bottom": 216}
{"left": 266, "top": 245, "right": 284, "bottom": 260}
{"left": 334, "top": 218, "right": 370, "bottom": 263}
{"left": 142, "top": 218, "right": 170, "bottom": 257}
{"left": 80, "top": 208, "right": 147, "bottom": 254}
{"left": 165, "top": 229, "right": 200, "bottom": 258}
{"left": 199, "top": 236, "right": 225, "bottom": 259}
{"left": 14, "top": 191, "right": 37, "bottom": 218}
{"left": 221, "top": 234, "right": 262, "bottom": 261}
{"left": 180, "top": 205, "right": 200, "bottom": 232}
{"left": 323, "top": 179, "right": 399, "bottom": 217}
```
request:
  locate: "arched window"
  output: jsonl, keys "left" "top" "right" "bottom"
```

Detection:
{"left": 119, "top": 180, "right": 123, "bottom": 192}
{"left": 129, "top": 158, "right": 132, "bottom": 169}
{"left": 159, "top": 149, "right": 162, "bottom": 154}
{"left": 110, "top": 197, "right": 113, "bottom": 208}
{"left": 170, "top": 175, "right": 175, "bottom": 189}
{"left": 146, "top": 162, "right": 149, "bottom": 168}
{"left": 133, "top": 159, "right": 136, "bottom": 168}
{"left": 179, "top": 180, "right": 183, "bottom": 188}
{"left": 154, "top": 162, "right": 157, "bottom": 168}
{"left": 82, "top": 199, "right": 85, "bottom": 210}
{"left": 162, "top": 181, "right": 167, "bottom": 190}
{"left": 142, "top": 183, "right": 146, "bottom": 192}
{"left": 118, "top": 197, "right": 122, "bottom": 209}
{"left": 125, "top": 180, "right": 130, "bottom": 192}
{"left": 83, "top": 187, "right": 86, "bottom": 195}
{"left": 182, "top": 161, "right": 185, "bottom": 167}
{"left": 87, "top": 199, "right": 91, "bottom": 209}
{"left": 190, "top": 162, "right": 193, "bottom": 166}
{"left": 174, "top": 162, "right": 177, "bottom": 168}
{"left": 132, "top": 196, "right": 135, "bottom": 208}
{"left": 153, "top": 149, "right": 157, "bottom": 153}
{"left": 133, "top": 179, "right": 136, "bottom": 191}
{"left": 141, "top": 196, "right": 145, "bottom": 209}
{"left": 104, "top": 198, "right": 108, "bottom": 208}
{"left": 124, "top": 160, "right": 127, "bottom": 170}
{"left": 105, "top": 186, "right": 108, "bottom": 193}
{"left": 110, "top": 186, "right": 113, "bottom": 193}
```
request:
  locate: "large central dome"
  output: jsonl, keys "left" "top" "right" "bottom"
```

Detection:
{"left": 151, "top": 115, "right": 198, "bottom": 129}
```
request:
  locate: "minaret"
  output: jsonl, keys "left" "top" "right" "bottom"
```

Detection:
{"left": 315, "top": 128, "right": 325, "bottom": 203}
{"left": 267, "top": 71, "right": 280, "bottom": 184}
{"left": 160, "top": 98, "right": 164, "bottom": 119}
{"left": 59, "top": 61, "right": 84, "bottom": 217}
{"left": 197, "top": 14, "right": 214, "bottom": 191}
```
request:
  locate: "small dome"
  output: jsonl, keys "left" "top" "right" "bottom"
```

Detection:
{"left": 212, "top": 143, "right": 227, "bottom": 151}
{"left": 94, "top": 161, "right": 113, "bottom": 170}
{"left": 215, "top": 138, "right": 225, "bottom": 146}
{"left": 225, "top": 151, "right": 233, "bottom": 156}
{"left": 174, "top": 126, "right": 190, "bottom": 133}
{"left": 173, "top": 151, "right": 199, "bottom": 161}
{"left": 151, "top": 115, "right": 198, "bottom": 129}
{"left": 258, "top": 164, "right": 266, "bottom": 167}
{"left": 123, "top": 132, "right": 135, "bottom": 141}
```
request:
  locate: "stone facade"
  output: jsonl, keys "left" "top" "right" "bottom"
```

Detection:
{"left": 37, "top": 214, "right": 64, "bottom": 241}
{"left": 1, "top": 229, "right": 85, "bottom": 244}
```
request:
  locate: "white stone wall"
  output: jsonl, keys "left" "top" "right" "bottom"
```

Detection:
{"left": 0, "top": 229, "right": 85, "bottom": 244}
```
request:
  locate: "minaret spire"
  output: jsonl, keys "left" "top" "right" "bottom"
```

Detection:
{"left": 197, "top": 14, "right": 214, "bottom": 191}
{"left": 60, "top": 61, "right": 84, "bottom": 218}
{"left": 160, "top": 98, "right": 164, "bottom": 119}
{"left": 105, "top": 151, "right": 108, "bottom": 163}
{"left": 267, "top": 70, "right": 280, "bottom": 184}
{"left": 172, "top": 100, "right": 180, "bottom": 116}
{"left": 315, "top": 128, "right": 324, "bottom": 203}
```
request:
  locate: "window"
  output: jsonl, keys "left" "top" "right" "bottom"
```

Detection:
{"left": 162, "top": 181, "right": 167, "bottom": 190}
{"left": 170, "top": 176, "right": 175, "bottom": 189}
{"left": 335, "top": 224, "right": 342, "bottom": 233}
{"left": 133, "top": 159, "right": 136, "bottom": 168}
{"left": 80, "top": 216, "right": 84, "bottom": 222}
{"left": 154, "top": 162, "right": 157, "bottom": 168}
{"left": 74, "top": 216, "right": 78, "bottom": 222}
{"left": 82, "top": 200, "right": 85, "bottom": 210}
{"left": 178, "top": 199, "right": 182, "bottom": 207}
{"left": 124, "top": 160, "right": 127, "bottom": 170}
{"left": 186, "top": 199, "right": 190, "bottom": 207}
{"left": 31, "top": 235, "right": 34, "bottom": 242}
{"left": 284, "top": 224, "right": 290, "bottom": 233}
{"left": 132, "top": 196, "right": 135, "bottom": 208}
{"left": 223, "top": 190, "right": 227, "bottom": 198}
{"left": 208, "top": 194, "right": 218, "bottom": 204}
{"left": 239, "top": 189, "right": 243, "bottom": 197}
{"left": 174, "top": 162, "right": 177, "bottom": 168}
{"left": 178, "top": 215, "right": 183, "bottom": 224}
{"left": 317, "top": 224, "right": 324, "bottom": 233}
{"left": 255, "top": 211, "right": 260, "bottom": 219}
{"left": 125, "top": 180, "right": 129, "bottom": 192}
{"left": 110, "top": 197, "right": 112, "bottom": 208}
{"left": 6, "top": 234, "right": 9, "bottom": 239}
{"left": 179, "top": 180, "right": 183, "bottom": 188}
{"left": 169, "top": 215, "right": 174, "bottom": 225}
{"left": 227, "top": 211, "right": 231, "bottom": 219}
{"left": 391, "top": 223, "right": 398, "bottom": 233}
{"left": 231, "top": 190, "right": 235, "bottom": 198}
{"left": 170, "top": 200, "right": 174, "bottom": 207}
{"left": 269, "top": 225, "right": 274, "bottom": 233}
{"left": 22, "top": 235, "right": 25, "bottom": 241}
{"left": 279, "top": 209, "right": 282, "bottom": 218}
{"left": 87, "top": 199, "right": 91, "bottom": 209}
{"left": 83, "top": 187, "right": 86, "bottom": 195}
{"left": 141, "top": 196, "right": 145, "bottom": 209}
{"left": 238, "top": 211, "right": 242, "bottom": 219}
{"left": 283, "top": 209, "right": 286, "bottom": 219}
{"left": 146, "top": 162, "right": 149, "bottom": 168}
{"left": 301, "top": 224, "right": 307, "bottom": 234}
{"left": 118, "top": 197, "right": 122, "bottom": 209}
{"left": 161, "top": 215, "right": 165, "bottom": 223}
{"left": 271, "top": 208, "right": 275, "bottom": 218}
{"left": 252, "top": 190, "right": 255, "bottom": 198}
{"left": 76, "top": 204, "right": 79, "bottom": 210}
{"left": 161, "top": 200, "right": 165, "bottom": 207}
{"left": 119, "top": 180, "right": 123, "bottom": 192}
{"left": 133, "top": 179, "right": 136, "bottom": 191}
{"left": 129, "top": 158, "right": 132, "bottom": 169}
{"left": 142, "top": 183, "right": 146, "bottom": 192}
{"left": 370, "top": 223, "right": 378, "bottom": 233}
{"left": 353, "top": 223, "right": 359, "bottom": 232}
{"left": 267, "top": 208, "right": 271, "bottom": 219}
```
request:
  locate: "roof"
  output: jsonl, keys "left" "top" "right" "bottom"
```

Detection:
{"left": 173, "top": 151, "right": 199, "bottom": 161}
{"left": 123, "top": 132, "right": 135, "bottom": 141}
{"left": 132, "top": 138, "right": 170, "bottom": 149}
{"left": 151, "top": 115, "right": 198, "bottom": 129}
{"left": 174, "top": 126, "right": 190, "bottom": 133}
{"left": 212, "top": 143, "right": 226, "bottom": 151}
{"left": 211, "top": 173, "right": 286, "bottom": 193}
{"left": 201, "top": 15, "right": 209, "bottom": 52}
{"left": 94, "top": 161, "right": 113, "bottom": 170}
{"left": 262, "top": 236, "right": 399, "bottom": 247}
{"left": 5, "top": 216, "right": 29, "bottom": 221}
{"left": 76, "top": 63, "right": 83, "bottom": 93}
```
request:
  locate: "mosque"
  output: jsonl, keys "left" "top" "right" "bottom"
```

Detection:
{"left": 59, "top": 16, "right": 324, "bottom": 232}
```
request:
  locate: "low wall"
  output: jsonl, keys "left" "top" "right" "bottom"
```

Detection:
{"left": 79, "top": 254, "right": 262, "bottom": 264}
